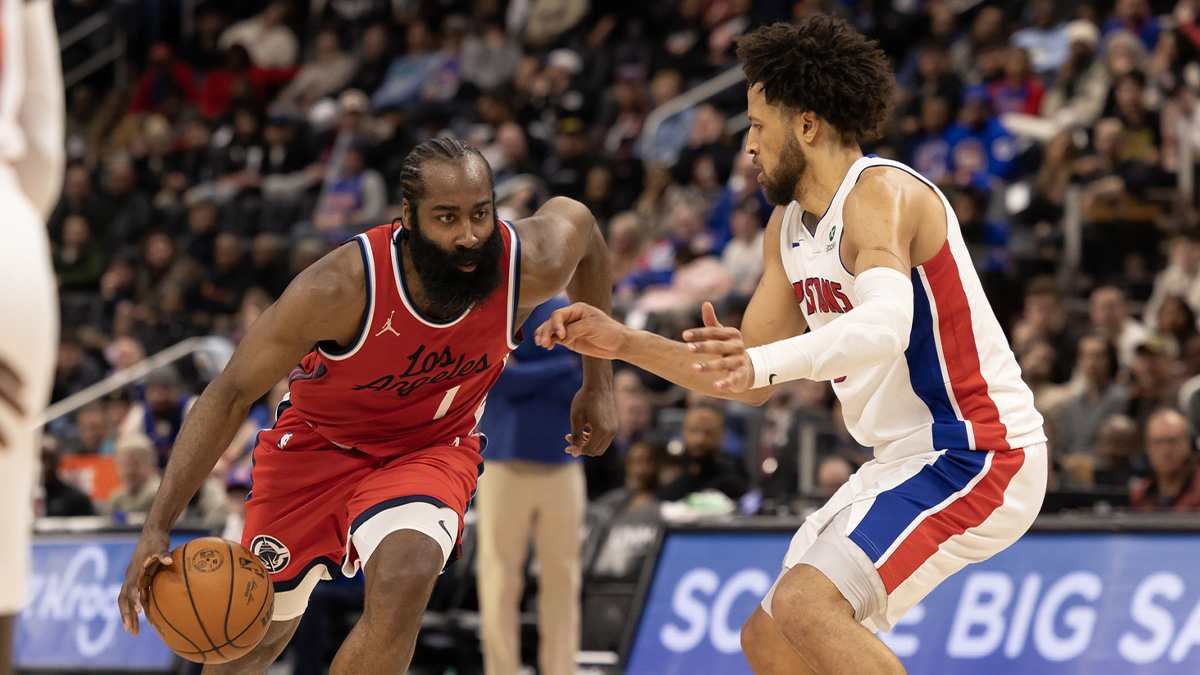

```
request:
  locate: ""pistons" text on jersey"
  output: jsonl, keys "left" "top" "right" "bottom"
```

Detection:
{"left": 793, "top": 277, "right": 855, "bottom": 316}
{"left": 352, "top": 344, "right": 491, "bottom": 397}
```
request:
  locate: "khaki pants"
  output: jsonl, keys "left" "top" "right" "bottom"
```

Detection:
{"left": 476, "top": 460, "right": 586, "bottom": 675}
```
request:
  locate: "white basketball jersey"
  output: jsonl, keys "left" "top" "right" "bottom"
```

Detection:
{"left": 779, "top": 156, "right": 1045, "bottom": 461}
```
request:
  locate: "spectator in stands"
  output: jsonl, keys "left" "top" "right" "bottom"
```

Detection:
{"left": 949, "top": 5, "right": 1007, "bottom": 83}
{"left": 1012, "top": 276, "right": 1082, "bottom": 383}
{"left": 1146, "top": 232, "right": 1200, "bottom": 323}
{"left": 596, "top": 440, "right": 664, "bottom": 518}
{"left": 946, "top": 85, "right": 1019, "bottom": 188}
{"left": 248, "top": 233, "right": 291, "bottom": 299}
{"left": 347, "top": 23, "right": 393, "bottom": 97}
{"left": 476, "top": 297, "right": 586, "bottom": 675}
{"left": 104, "top": 434, "right": 161, "bottom": 517}
{"left": 70, "top": 403, "right": 112, "bottom": 456}
{"left": 721, "top": 196, "right": 765, "bottom": 298}
{"left": 673, "top": 103, "right": 737, "bottom": 203}
{"left": 197, "top": 45, "right": 292, "bottom": 122}
{"left": 1153, "top": 295, "right": 1198, "bottom": 347}
{"left": 1111, "top": 72, "right": 1161, "bottom": 167}
{"left": 1127, "top": 335, "right": 1178, "bottom": 427}
{"left": 1089, "top": 285, "right": 1151, "bottom": 369}
{"left": 53, "top": 338, "right": 104, "bottom": 403}
{"left": 218, "top": 2, "right": 299, "bottom": 69}
{"left": 307, "top": 144, "right": 386, "bottom": 242}
{"left": 658, "top": 404, "right": 747, "bottom": 502}
{"left": 461, "top": 16, "right": 523, "bottom": 93}
{"left": 637, "top": 69, "right": 693, "bottom": 165}
{"left": 49, "top": 164, "right": 109, "bottom": 247}
{"left": 117, "top": 367, "right": 196, "bottom": 467}
{"left": 543, "top": 116, "right": 591, "bottom": 201}
{"left": 276, "top": 29, "right": 358, "bottom": 112}
{"left": 988, "top": 46, "right": 1045, "bottom": 115}
{"left": 1056, "top": 334, "right": 1129, "bottom": 457}
{"left": 1010, "top": 0, "right": 1069, "bottom": 75}
{"left": 1018, "top": 339, "right": 1072, "bottom": 442}
{"left": 907, "top": 95, "right": 954, "bottom": 187}
{"left": 370, "top": 19, "right": 442, "bottom": 109}
{"left": 129, "top": 44, "right": 197, "bottom": 116}
{"left": 54, "top": 214, "right": 106, "bottom": 292}
{"left": 816, "top": 455, "right": 854, "bottom": 499}
{"left": 1130, "top": 408, "right": 1200, "bottom": 511}
{"left": 1042, "top": 20, "right": 1108, "bottom": 128}
{"left": 41, "top": 438, "right": 95, "bottom": 517}
{"left": 1093, "top": 413, "right": 1140, "bottom": 489}
{"left": 1103, "top": 0, "right": 1161, "bottom": 52}
{"left": 195, "top": 232, "right": 252, "bottom": 328}
{"left": 134, "top": 230, "right": 201, "bottom": 308}
{"left": 105, "top": 157, "right": 154, "bottom": 255}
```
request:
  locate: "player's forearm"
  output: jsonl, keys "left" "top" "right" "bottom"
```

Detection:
{"left": 142, "top": 378, "right": 252, "bottom": 533}
{"left": 745, "top": 267, "right": 912, "bottom": 387}
{"left": 620, "top": 327, "right": 773, "bottom": 405}
{"left": 567, "top": 224, "right": 614, "bottom": 387}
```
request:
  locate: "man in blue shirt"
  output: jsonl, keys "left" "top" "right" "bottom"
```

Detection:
{"left": 476, "top": 295, "right": 586, "bottom": 675}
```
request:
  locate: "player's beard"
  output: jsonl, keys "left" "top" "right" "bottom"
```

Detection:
{"left": 405, "top": 213, "right": 504, "bottom": 321}
{"left": 762, "top": 132, "right": 808, "bottom": 206}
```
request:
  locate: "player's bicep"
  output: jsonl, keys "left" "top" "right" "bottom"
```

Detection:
{"left": 214, "top": 253, "right": 363, "bottom": 407}
{"left": 515, "top": 197, "right": 597, "bottom": 309}
{"left": 741, "top": 207, "right": 807, "bottom": 348}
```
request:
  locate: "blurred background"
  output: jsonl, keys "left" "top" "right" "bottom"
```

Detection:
{"left": 23, "top": 0, "right": 1200, "bottom": 673}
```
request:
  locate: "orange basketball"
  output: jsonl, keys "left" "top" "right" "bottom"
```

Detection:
{"left": 145, "top": 537, "right": 275, "bottom": 664}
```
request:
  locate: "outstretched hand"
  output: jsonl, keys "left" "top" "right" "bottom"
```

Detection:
{"left": 683, "top": 302, "right": 755, "bottom": 393}
{"left": 534, "top": 302, "right": 626, "bottom": 360}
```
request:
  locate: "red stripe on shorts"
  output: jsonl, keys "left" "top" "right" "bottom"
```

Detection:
{"left": 877, "top": 448, "right": 1025, "bottom": 593}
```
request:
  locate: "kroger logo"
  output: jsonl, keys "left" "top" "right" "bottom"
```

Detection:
{"left": 24, "top": 545, "right": 124, "bottom": 658}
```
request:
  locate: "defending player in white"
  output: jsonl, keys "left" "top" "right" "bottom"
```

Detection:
{"left": 535, "top": 15, "right": 1047, "bottom": 675}
{"left": 0, "top": 0, "right": 65, "bottom": 673}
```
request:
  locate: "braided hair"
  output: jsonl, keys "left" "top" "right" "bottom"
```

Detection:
{"left": 398, "top": 137, "right": 495, "bottom": 210}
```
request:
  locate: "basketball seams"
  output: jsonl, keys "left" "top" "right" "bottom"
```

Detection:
{"left": 151, "top": 537, "right": 273, "bottom": 663}
{"left": 181, "top": 540, "right": 228, "bottom": 660}
{"left": 223, "top": 539, "right": 234, "bottom": 644}
{"left": 226, "top": 566, "right": 274, "bottom": 648}
{"left": 148, "top": 584, "right": 206, "bottom": 654}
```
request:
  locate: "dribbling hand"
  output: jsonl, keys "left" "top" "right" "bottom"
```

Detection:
{"left": 119, "top": 529, "right": 174, "bottom": 637}
{"left": 683, "top": 302, "right": 755, "bottom": 393}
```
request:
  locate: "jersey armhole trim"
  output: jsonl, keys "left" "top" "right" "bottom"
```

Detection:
{"left": 504, "top": 219, "right": 522, "bottom": 350}
{"left": 317, "top": 233, "right": 375, "bottom": 360}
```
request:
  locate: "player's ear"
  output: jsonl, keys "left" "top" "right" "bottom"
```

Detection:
{"left": 400, "top": 198, "right": 412, "bottom": 228}
{"left": 795, "top": 110, "right": 818, "bottom": 144}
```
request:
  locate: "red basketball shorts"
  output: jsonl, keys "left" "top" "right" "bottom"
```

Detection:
{"left": 241, "top": 404, "right": 483, "bottom": 619}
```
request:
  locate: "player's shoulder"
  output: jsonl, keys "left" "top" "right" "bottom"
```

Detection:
{"left": 516, "top": 196, "right": 594, "bottom": 236}
{"left": 285, "top": 240, "right": 367, "bottom": 308}
{"left": 845, "top": 163, "right": 940, "bottom": 220}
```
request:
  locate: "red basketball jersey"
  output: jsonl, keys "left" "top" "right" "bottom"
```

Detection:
{"left": 286, "top": 221, "right": 521, "bottom": 456}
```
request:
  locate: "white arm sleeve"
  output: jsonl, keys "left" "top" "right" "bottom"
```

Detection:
{"left": 745, "top": 266, "right": 914, "bottom": 387}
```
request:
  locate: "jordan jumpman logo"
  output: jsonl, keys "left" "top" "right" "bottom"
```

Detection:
{"left": 374, "top": 310, "right": 402, "bottom": 337}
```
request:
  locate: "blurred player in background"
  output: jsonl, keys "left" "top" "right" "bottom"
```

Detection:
{"left": 118, "top": 138, "right": 616, "bottom": 674}
{"left": 537, "top": 16, "right": 1046, "bottom": 674}
{"left": 0, "top": 0, "right": 65, "bottom": 672}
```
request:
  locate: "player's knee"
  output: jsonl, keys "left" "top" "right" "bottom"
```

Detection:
{"left": 364, "top": 533, "right": 444, "bottom": 608}
{"left": 770, "top": 569, "right": 846, "bottom": 643}
{"left": 741, "top": 609, "right": 769, "bottom": 657}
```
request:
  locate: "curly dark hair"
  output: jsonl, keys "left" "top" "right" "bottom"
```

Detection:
{"left": 735, "top": 15, "right": 894, "bottom": 144}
